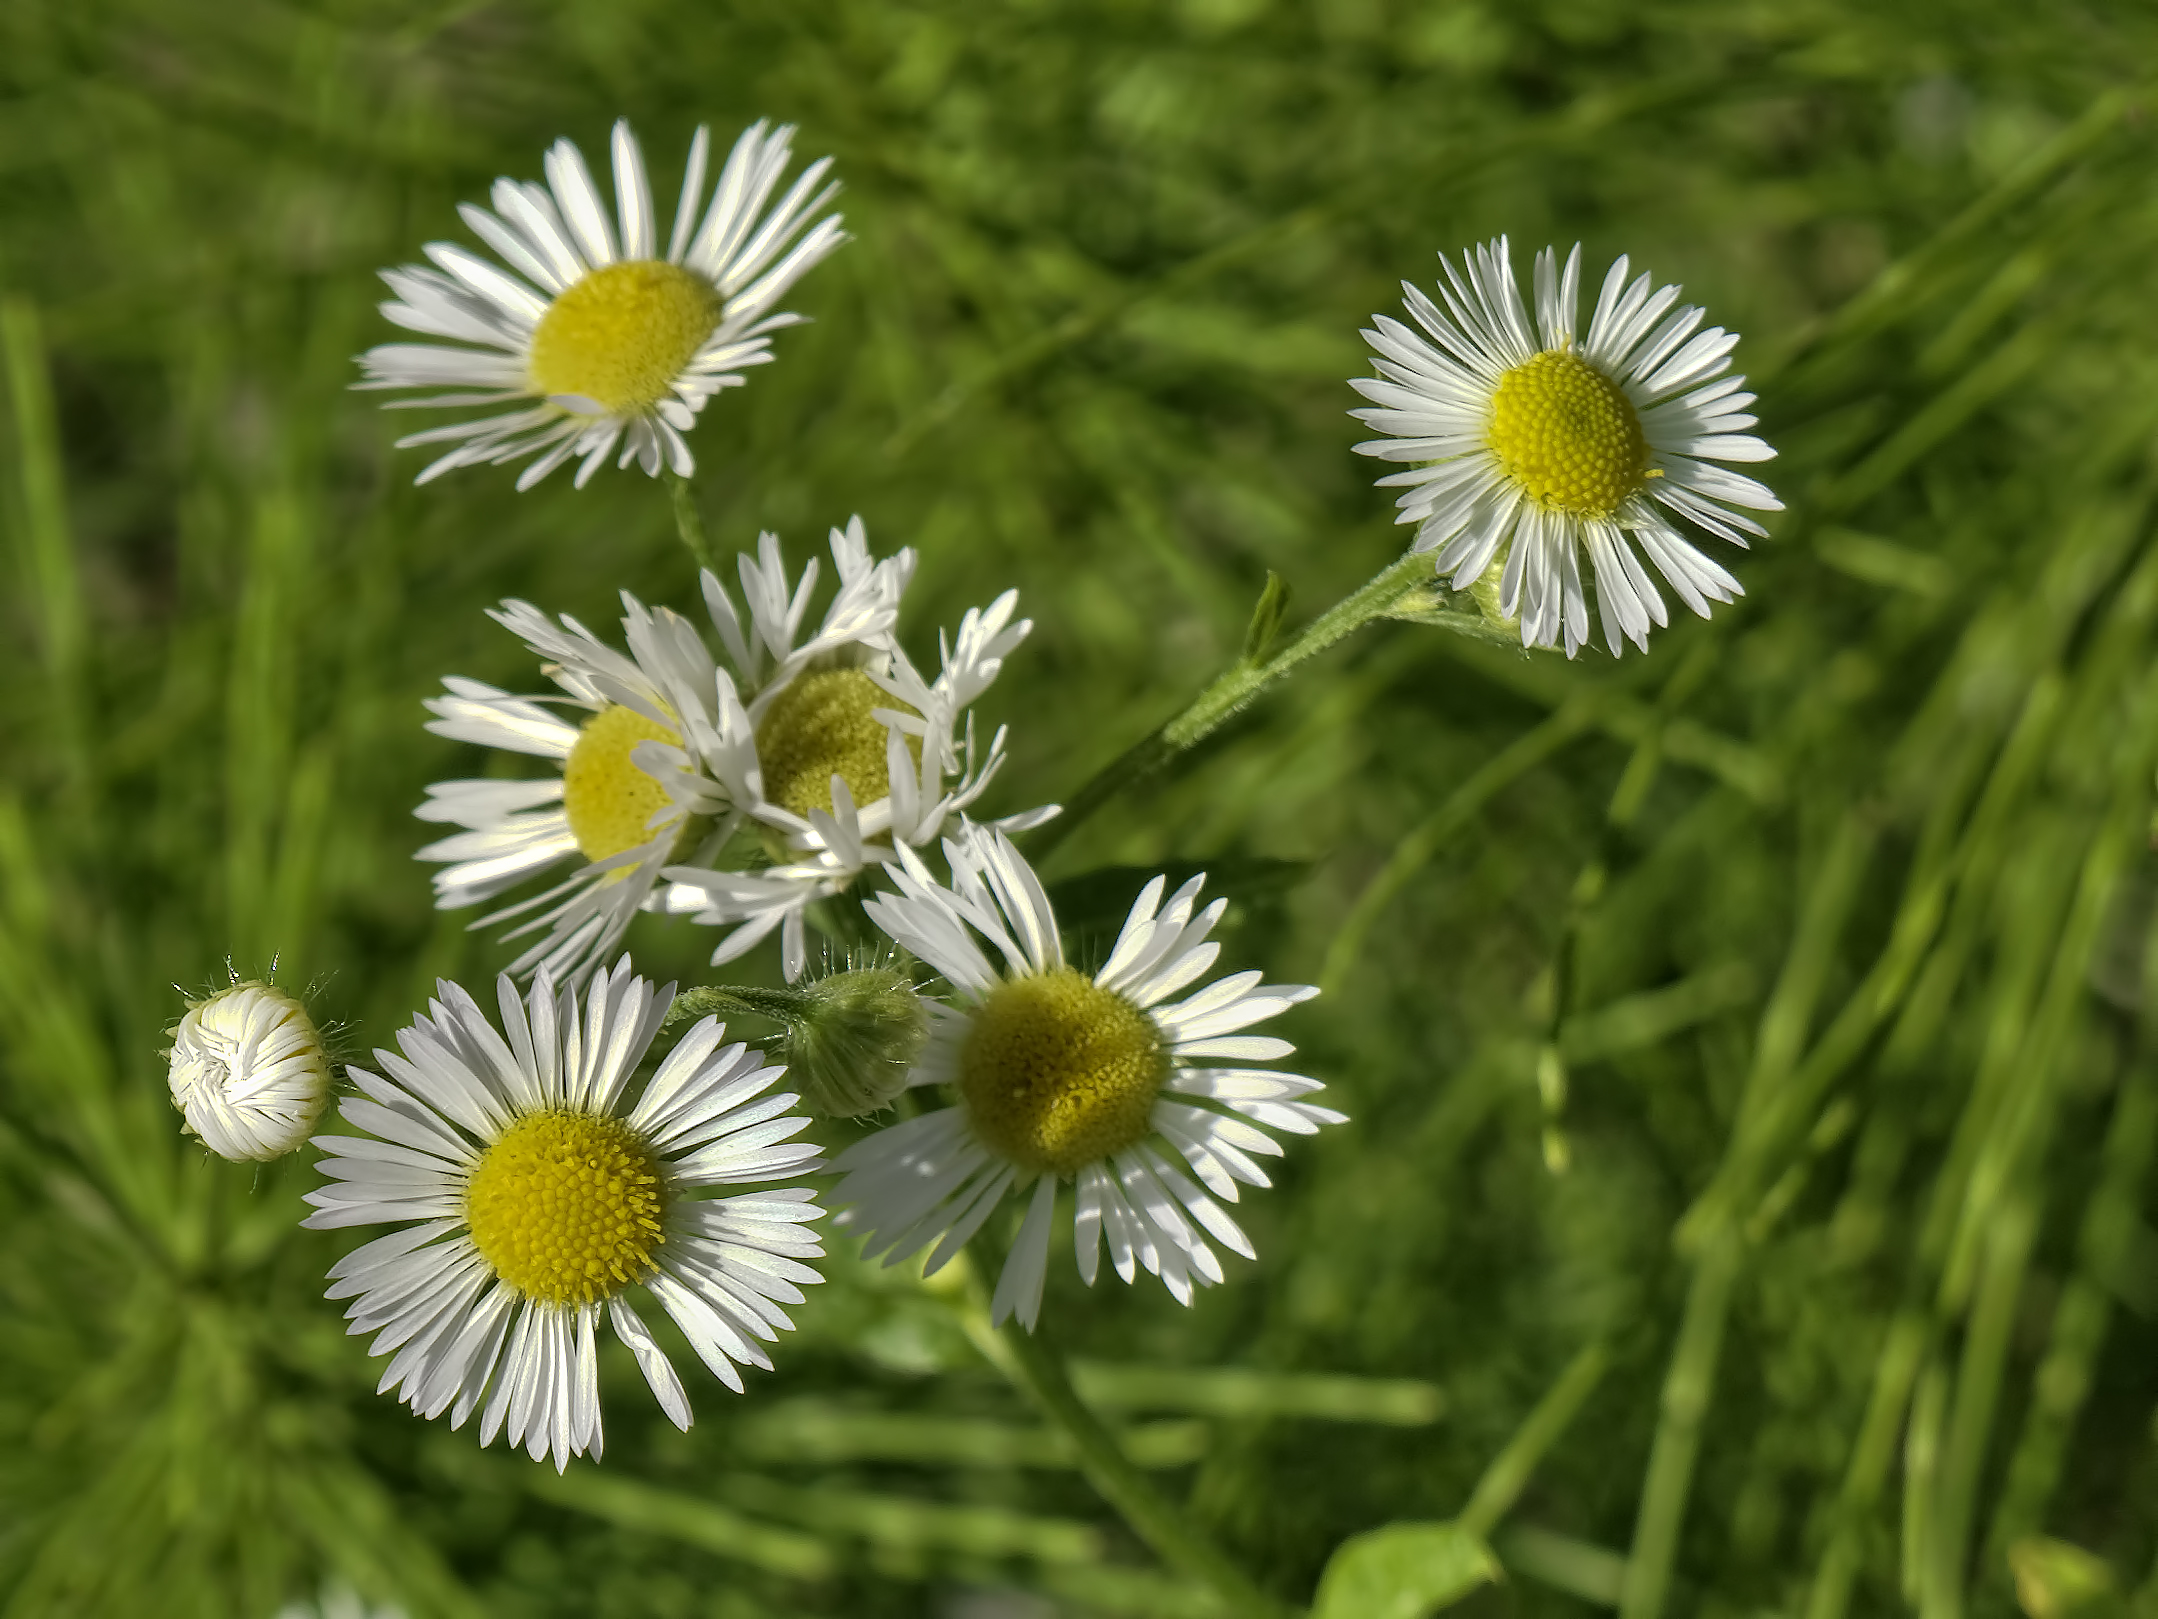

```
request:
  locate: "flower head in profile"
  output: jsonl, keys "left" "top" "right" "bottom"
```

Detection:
{"left": 831, "top": 825, "right": 1343, "bottom": 1330}
{"left": 166, "top": 974, "right": 331, "bottom": 1161}
{"left": 304, "top": 960, "right": 822, "bottom": 1471}
{"left": 1351, "top": 237, "right": 1780, "bottom": 657}
{"left": 660, "top": 518, "right": 1050, "bottom": 980}
{"left": 359, "top": 118, "right": 845, "bottom": 488}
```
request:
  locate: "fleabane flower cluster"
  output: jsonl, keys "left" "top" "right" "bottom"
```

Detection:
{"left": 174, "top": 98, "right": 1806, "bottom": 1496}
{"left": 358, "top": 118, "right": 844, "bottom": 488}
{"left": 832, "top": 824, "right": 1344, "bottom": 1330}
{"left": 1352, "top": 237, "right": 1780, "bottom": 657}
{"left": 417, "top": 518, "right": 1048, "bottom": 985}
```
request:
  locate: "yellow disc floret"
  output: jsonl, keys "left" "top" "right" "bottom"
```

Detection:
{"left": 959, "top": 968, "right": 1168, "bottom": 1177}
{"left": 465, "top": 1110, "right": 668, "bottom": 1306}
{"left": 527, "top": 261, "right": 724, "bottom": 415}
{"left": 562, "top": 704, "right": 681, "bottom": 866}
{"left": 1486, "top": 348, "right": 1650, "bottom": 519}
{"left": 754, "top": 668, "right": 920, "bottom": 819}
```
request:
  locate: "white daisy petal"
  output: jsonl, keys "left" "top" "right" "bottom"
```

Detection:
{"left": 610, "top": 119, "right": 655, "bottom": 262}
{"left": 991, "top": 1177, "right": 1059, "bottom": 1330}
{"left": 1074, "top": 1164, "right": 1110, "bottom": 1286}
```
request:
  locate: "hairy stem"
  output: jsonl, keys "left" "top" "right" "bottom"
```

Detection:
{"left": 664, "top": 469, "right": 716, "bottom": 575}
{"left": 662, "top": 984, "right": 816, "bottom": 1033}
{"left": 1029, "top": 550, "right": 1434, "bottom": 862}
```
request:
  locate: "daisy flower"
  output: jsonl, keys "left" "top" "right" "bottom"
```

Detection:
{"left": 1351, "top": 237, "right": 1781, "bottom": 657}
{"left": 166, "top": 976, "right": 331, "bottom": 1161}
{"left": 303, "top": 960, "right": 823, "bottom": 1471}
{"left": 415, "top": 587, "right": 744, "bottom": 986}
{"left": 660, "top": 518, "right": 1050, "bottom": 981}
{"left": 830, "top": 825, "right": 1343, "bottom": 1330}
{"left": 359, "top": 118, "right": 845, "bottom": 488}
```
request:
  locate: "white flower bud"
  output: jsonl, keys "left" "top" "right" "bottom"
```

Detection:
{"left": 166, "top": 980, "right": 330, "bottom": 1161}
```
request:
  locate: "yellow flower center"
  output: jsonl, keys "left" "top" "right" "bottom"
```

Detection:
{"left": 754, "top": 669, "right": 921, "bottom": 820}
{"left": 562, "top": 704, "right": 681, "bottom": 866}
{"left": 526, "top": 261, "right": 723, "bottom": 414}
{"left": 465, "top": 1110, "right": 668, "bottom": 1307}
{"left": 959, "top": 968, "right": 1168, "bottom": 1177}
{"left": 1485, "top": 348, "right": 1650, "bottom": 519}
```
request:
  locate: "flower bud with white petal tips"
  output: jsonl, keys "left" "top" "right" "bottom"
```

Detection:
{"left": 166, "top": 978, "right": 331, "bottom": 1161}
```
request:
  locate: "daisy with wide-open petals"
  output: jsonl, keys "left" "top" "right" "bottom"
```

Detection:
{"left": 1351, "top": 237, "right": 1780, "bottom": 657}
{"left": 303, "top": 960, "right": 823, "bottom": 1471}
{"left": 830, "top": 825, "right": 1342, "bottom": 1330}
{"left": 661, "top": 518, "right": 1051, "bottom": 980}
{"left": 359, "top": 118, "right": 845, "bottom": 488}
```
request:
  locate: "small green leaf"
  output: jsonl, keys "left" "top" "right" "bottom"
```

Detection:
{"left": 1241, "top": 571, "right": 1292, "bottom": 664}
{"left": 1313, "top": 1520, "right": 1501, "bottom": 1619}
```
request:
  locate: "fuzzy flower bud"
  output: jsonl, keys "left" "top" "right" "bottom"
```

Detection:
{"left": 784, "top": 966, "right": 930, "bottom": 1117}
{"left": 166, "top": 979, "right": 331, "bottom": 1161}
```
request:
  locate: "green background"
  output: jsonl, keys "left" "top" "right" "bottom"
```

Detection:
{"left": 3, "top": 0, "right": 2157, "bottom": 1615}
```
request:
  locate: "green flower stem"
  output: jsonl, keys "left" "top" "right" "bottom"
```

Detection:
{"left": 956, "top": 1238, "right": 1294, "bottom": 1619}
{"left": 662, "top": 983, "right": 815, "bottom": 1033}
{"left": 1620, "top": 1229, "right": 1743, "bottom": 1619}
{"left": 1029, "top": 550, "right": 1433, "bottom": 862}
{"left": 664, "top": 469, "right": 717, "bottom": 575}
{"left": 1458, "top": 1341, "right": 1610, "bottom": 1539}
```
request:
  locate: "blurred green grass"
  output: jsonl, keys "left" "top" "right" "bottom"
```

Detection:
{"left": 5, "top": 0, "right": 2158, "bottom": 1615}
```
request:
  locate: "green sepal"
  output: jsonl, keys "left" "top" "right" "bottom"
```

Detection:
{"left": 1240, "top": 571, "right": 1292, "bottom": 665}
{"left": 1381, "top": 579, "right": 1525, "bottom": 646}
